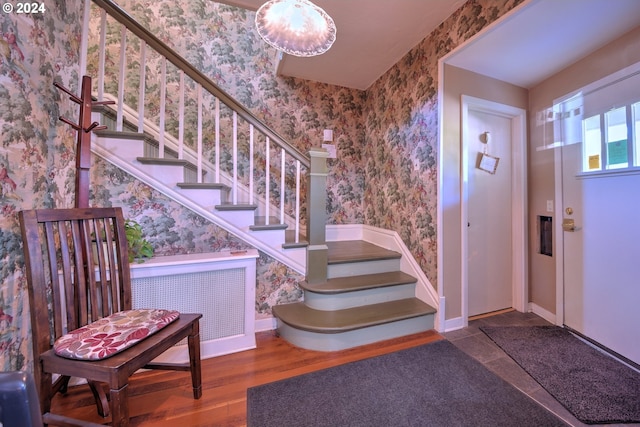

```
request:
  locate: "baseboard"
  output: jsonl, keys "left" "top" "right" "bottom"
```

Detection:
{"left": 255, "top": 316, "right": 277, "bottom": 332}
{"left": 325, "top": 224, "right": 364, "bottom": 241}
{"left": 443, "top": 316, "right": 465, "bottom": 332}
{"left": 528, "top": 302, "right": 556, "bottom": 324}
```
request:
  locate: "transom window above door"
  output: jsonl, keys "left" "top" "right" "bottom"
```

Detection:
{"left": 581, "top": 102, "right": 640, "bottom": 172}
{"left": 550, "top": 63, "right": 640, "bottom": 176}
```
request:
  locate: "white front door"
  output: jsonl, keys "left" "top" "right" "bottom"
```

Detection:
{"left": 561, "top": 146, "right": 640, "bottom": 365}
{"left": 559, "top": 68, "right": 640, "bottom": 365}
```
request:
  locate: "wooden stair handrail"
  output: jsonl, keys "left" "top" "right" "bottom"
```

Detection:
{"left": 92, "top": 0, "right": 310, "bottom": 168}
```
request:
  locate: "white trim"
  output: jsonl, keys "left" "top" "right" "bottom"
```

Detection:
{"left": 436, "top": 57, "right": 446, "bottom": 329}
{"left": 325, "top": 223, "right": 363, "bottom": 241}
{"left": 529, "top": 302, "right": 556, "bottom": 325}
{"left": 554, "top": 136, "right": 565, "bottom": 326}
{"left": 442, "top": 316, "right": 465, "bottom": 332}
{"left": 461, "top": 95, "right": 528, "bottom": 323}
{"left": 255, "top": 317, "right": 277, "bottom": 332}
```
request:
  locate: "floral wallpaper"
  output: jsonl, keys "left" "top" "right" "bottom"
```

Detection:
{"left": 0, "top": 0, "right": 522, "bottom": 372}
{"left": 0, "top": 0, "right": 84, "bottom": 371}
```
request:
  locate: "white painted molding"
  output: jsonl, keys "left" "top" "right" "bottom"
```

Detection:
{"left": 438, "top": 296, "right": 446, "bottom": 332}
{"left": 443, "top": 316, "right": 465, "bottom": 332}
{"left": 255, "top": 316, "right": 277, "bottom": 332}
{"left": 325, "top": 223, "right": 363, "bottom": 241}
{"left": 529, "top": 302, "right": 556, "bottom": 325}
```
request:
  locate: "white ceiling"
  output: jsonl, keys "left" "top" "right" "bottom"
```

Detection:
{"left": 220, "top": 0, "right": 467, "bottom": 90}
{"left": 222, "top": 0, "right": 640, "bottom": 91}
{"left": 446, "top": 0, "right": 640, "bottom": 89}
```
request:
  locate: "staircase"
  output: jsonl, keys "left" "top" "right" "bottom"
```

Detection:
{"left": 83, "top": 0, "right": 438, "bottom": 352}
{"left": 90, "top": 103, "right": 307, "bottom": 273}
{"left": 274, "top": 240, "right": 436, "bottom": 351}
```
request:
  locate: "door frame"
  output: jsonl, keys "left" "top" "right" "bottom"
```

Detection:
{"left": 461, "top": 95, "right": 528, "bottom": 326}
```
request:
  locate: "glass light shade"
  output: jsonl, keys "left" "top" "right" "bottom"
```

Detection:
{"left": 255, "top": 0, "right": 336, "bottom": 57}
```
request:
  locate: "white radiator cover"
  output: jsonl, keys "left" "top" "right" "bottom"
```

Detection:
{"left": 130, "top": 250, "right": 258, "bottom": 362}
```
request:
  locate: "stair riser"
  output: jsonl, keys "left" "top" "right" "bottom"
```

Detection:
{"left": 280, "top": 246, "right": 307, "bottom": 267}
{"left": 136, "top": 163, "right": 185, "bottom": 185}
{"left": 215, "top": 210, "right": 257, "bottom": 228}
{"left": 276, "top": 314, "right": 434, "bottom": 352}
{"left": 304, "top": 283, "right": 416, "bottom": 311}
{"left": 95, "top": 136, "right": 145, "bottom": 162}
{"left": 247, "top": 229, "right": 285, "bottom": 246}
{"left": 328, "top": 258, "right": 401, "bottom": 278}
{"left": 178, "top": 188, "right": 226, "bottom": 206}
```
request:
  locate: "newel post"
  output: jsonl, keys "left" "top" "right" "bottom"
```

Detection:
{"left": 306, "top": 147, "right": 329, "bottom": 284}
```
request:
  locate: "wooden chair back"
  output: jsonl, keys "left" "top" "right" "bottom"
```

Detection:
{"left": 20, "top": 207, "right": 131, "bottom": 350}
{"left": 19, "top": 207, "right": 202, "bottom": 426}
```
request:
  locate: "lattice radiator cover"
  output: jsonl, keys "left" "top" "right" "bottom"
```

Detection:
{"left": 128, "top": 251, "right": 258, "bottom": 361}
{"left": 132, "top": 268, "right": 246, "bottom": 342}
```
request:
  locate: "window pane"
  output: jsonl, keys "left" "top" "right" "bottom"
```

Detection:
{"left": 605, "top": 106, "right": 628, "bottom": 169}
{"left": 583, "top": 115, "right": 601, "bottom": 171}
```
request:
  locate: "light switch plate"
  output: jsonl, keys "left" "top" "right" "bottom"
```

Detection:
{"left": 322, "top": 143, "right": 337, "bottom": 159}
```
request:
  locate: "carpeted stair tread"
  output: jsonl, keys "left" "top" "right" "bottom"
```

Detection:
{"left": 273, "top": 298, "right": 435, "bottom": 333}
{"left": 327, "top": 240, "right": 401, "bottom": 264}
{"left": 301, "top": 271, "right": 416, "bottom": 294}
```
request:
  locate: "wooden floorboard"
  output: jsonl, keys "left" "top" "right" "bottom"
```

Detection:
{"left": 51, "top": 330, "right": 443, "bottom": 426}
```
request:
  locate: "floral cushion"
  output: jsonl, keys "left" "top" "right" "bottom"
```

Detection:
{"left": 53, "top": 309, "right": 180, "bottom": 360}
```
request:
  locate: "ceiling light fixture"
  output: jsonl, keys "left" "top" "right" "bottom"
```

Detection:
{"left": 255, "top": 0, "right": 336, "bottom": 58}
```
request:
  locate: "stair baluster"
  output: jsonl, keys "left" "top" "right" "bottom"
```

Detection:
{"left": 83, "top": 0, "right": 312, "bottom": 273}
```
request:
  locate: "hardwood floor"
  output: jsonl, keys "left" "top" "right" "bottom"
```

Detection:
{"left": 52, "top": 330, "right": 443, "bottom": 426}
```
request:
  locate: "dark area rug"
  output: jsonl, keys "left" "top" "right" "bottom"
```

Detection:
{"left": 247, "top": 340, "right": 566, "bottom": 427}
{"left": 481, "top": 325, "right": 640, "bottom": 424}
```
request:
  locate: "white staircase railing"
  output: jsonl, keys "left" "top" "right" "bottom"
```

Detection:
{"left": 81, "top": 0, "right": 310, "bottom": 246}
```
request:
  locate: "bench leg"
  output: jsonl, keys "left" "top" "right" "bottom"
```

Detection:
{"left": 109, "top": 383, "right": 129, "bottom": 427}
{"left": 188, "top": 323, "right": 202, "bottom": 399}
{"left": 88, "top": 380, "right": 109, "bottom": 417}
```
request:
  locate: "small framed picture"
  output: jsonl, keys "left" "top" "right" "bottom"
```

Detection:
{"left": 478, "top": 153, "right": 500, "bottom": 174}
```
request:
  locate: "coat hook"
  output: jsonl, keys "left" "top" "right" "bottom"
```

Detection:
{"left": 53, "top": 82, "right": 82, "bottom": 104}
{"left": 481, "top": 131, "right": 491, "bottom": 144}
{"left": 59, "top": 116, "right": 81, "bottom": 131}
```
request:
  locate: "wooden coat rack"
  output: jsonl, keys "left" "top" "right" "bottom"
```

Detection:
{"left": 55, "top": 75, "right": 114, "bottom": 208}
